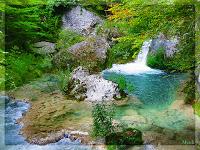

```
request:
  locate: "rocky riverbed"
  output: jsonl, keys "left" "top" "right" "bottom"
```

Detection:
{"left": 3, "top": 73, "right": 195, "bottom": 146}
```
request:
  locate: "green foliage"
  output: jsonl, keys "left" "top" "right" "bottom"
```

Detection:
{"left": 5, "top": 52, "right": 52, "bottom": 90}
{"left": 56, "top": 69, "right": 71, "bottom": 94}
{"left": 147, "top": 47, "right": 166, "bottom": 70}
{"left": 106, "top": 41, "right": 135, "bottom": 67}
{"left": 107, "top": 3, "right": 195, "bottom": 72}
{"left": 92, "top": 103, "right": 115, "bottom": 137}
{"left": 0, "top": 65, "right": 5, "bottom": 91}
{"left": 53, "top": 49, "right": 78, "bottom": 69}
{"left": 107, "top": 74, "right": 134, "bottom": 93}
{"left": 105, "top": 128, "right": 143, "bottom": 145}
{"left": 6, "top": 5, "right": 61, "bottom": 50}
{"left": 46, "top": 0, "right": 77, "bottom": 13}
{"left": 183, "top": 72, "right": 195, "bottom": 104}
{"left": 56, "top": 29, "right": 84, "bottom": 50}
{"left": 194, "top": 102, "right": 200, "bottom": 117}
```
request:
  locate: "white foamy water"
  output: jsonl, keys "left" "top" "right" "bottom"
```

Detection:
{"left": 106, "top": 40, "right": 163, "bottom": 75}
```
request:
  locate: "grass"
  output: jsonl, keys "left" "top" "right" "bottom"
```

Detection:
{"left": 5, "top": 53, "right": 53, "bottom": 90}
{"left": 56, "top": 29, "right": 84, "bottom": 50}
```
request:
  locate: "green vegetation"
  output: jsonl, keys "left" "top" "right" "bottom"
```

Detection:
{"left": 182, "top": 72, "right": 195, "bottom": 104}
{"left": 147, "top": 47, "right": 166, "bottom": 70}
{"left": 4, "top": 2, "right": 62, "bottom": 90}
{"left": 194, "top": 102, "right": 200, "bottom": 116}
{"left": 56, "top": 29, "right": 84, "bottom": 51}
{"left": 0, "top": 11, "right": 4, "bottom": 91}
{"left": 107, "top": 74, "right": 134, "bottom": 93}
{"left": 92, "top": 103, "right": 143, "bottom": 148}
{"left": 92, "top": 103, "right": 115, "bottom": 137}
{"left": 56, "top": 69, "right": 71, "bottom": 94}
{"left": 106, "top": 2, "right": 195, "bottom": 73}
{"left": 105, "top": 128, "right": 143, "bottom": 145}
{"left": 6, "top": 5, "right": 61, "bottom": 50}
{"left": 5, "top": 52, "right": 52, "bottom": 89}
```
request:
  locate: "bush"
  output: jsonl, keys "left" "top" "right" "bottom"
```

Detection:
{"left": 105, "top": 128, "right": 143, "bottom": 145}
{"left": 5, "top": 52, "right": 52, "bottom": 90}
{"left": 56, "top": 69, "right": 71, "bottom": 94}
{"left": 107, "top": 74, "right": 134, "bottom": 94}
{"left": 147, "top": 47, "right": 166, "bottom": 70}
{"left": 6, "top": 4, "right": 61, "bottom": 50}
{"left": 92, "top": 103, "right": 115, "bottom": 137}
{"left": 46, "top": 0, "right": 77, "bottom": 13}
{"left": 106, "top": 41, "right": 136, "bottom": 68}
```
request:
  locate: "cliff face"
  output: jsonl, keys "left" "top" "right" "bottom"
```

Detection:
{"left": 149, "top": 33, "right": 179, "bottom": 58}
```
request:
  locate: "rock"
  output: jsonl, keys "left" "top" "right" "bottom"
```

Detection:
{"left": 33, "top": 41, "right": 56, "bottom": 55}
{"left": 53, "top": 37, "right": 109, "bottom": 71}
{"left": 105, "top": 128, "right": 143, "bottom": 145}
{"left": 149, "top": 33, "right": 179, "bottom": 57}
{"left": 62, "top": 6, "right": 103, "bottom": 36}
{"left": 67, "top": 66, "right": 121, "bottom": 102}
{"left": 68, "top": 36, "right": 109, "bottom": 61}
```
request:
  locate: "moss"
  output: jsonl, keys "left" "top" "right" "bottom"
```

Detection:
{"left": 56, "top": 29, "right": 84, "bottom": 50}
{"left": 105, "top": 128, "right": 143, "bottom": 145}
{"left": 52, "top": 111, "right": 75, "bottom": 122}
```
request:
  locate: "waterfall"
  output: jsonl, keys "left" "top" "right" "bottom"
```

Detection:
{"left": 105, "top": 40, "right": 162, "bottom": 75}
{"left": 135, "top": 40, "right": 152, "bottom": 64}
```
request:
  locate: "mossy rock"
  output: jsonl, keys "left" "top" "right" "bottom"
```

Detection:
{"left": 105, "top": 128, "right": 143, "bottom": 145}
{"left": 53, "top": 36, "right": 110, "bottom": 72}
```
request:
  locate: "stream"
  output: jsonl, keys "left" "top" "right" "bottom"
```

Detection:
{"left": 102, "top": 40, "right": 194, "bottom": 141}
{"left": 0, "top": 40, "right": 195, "bottom": 149}
{"left": 0, "top": 96, "right": 92, "bottom": 150}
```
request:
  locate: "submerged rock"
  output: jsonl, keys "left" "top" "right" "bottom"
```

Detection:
{"left": 33, "top": 41, "right": 56, "bottom": 55}
{"left": 149, "top": 33, "right": 179, "bottom": 57}
{"left": 62, "top": 6, "right": 103, "bottom": 36}
{"left": 105, "top": 128, "right": 143, "bottom": 145}
{"left": 67, "top": 66, "right": 121, "bottom": 102}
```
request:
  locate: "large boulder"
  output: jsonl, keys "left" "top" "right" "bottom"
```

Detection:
{"left": 33, "top": 41, "right": 56, "bottom": 55}
{"left": 53, "top": 37, "right": 110, "bottom": 71}
{"left": 62, "top": 6, "right": 103, "bottom": 36}
{"left": 149, "top": 33, "right": 179, "bottom": 57}
{"left": 68, "top": 36, "right": 109, "bottom": 60}
{"left": 67, "top": 66, "right": 121, "bottom": 102}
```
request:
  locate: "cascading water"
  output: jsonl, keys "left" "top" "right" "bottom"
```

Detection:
{"left": 106, "top": 40, "right": 162, "bottom": 75}
{"left": 103, "top": 40, "right": 186, "bottom": 108}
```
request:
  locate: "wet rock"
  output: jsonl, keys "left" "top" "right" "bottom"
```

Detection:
{"left": 62, "top": 6, "right": 103, "bottom": 36}
{"left": 149, "top": 33, "right": 179, "bottom": 57}
{"left": 105, "top": 128, "right": 143, "bottom": 145}
{"left": 67, "top": 66, "right": 121, "bottom": 102}
{"left": 33, "top": 41, "right": 56, "bottom": 55}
